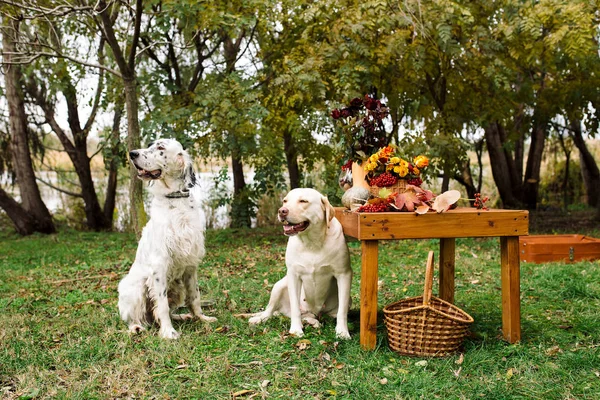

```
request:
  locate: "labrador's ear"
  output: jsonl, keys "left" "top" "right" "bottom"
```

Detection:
{"left": 321, "top": 195, "right": 335, "bottom": 228}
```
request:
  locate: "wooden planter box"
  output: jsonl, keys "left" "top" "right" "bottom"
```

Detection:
{"left": 519, "top": 235, "right": 600, "bottom": 264}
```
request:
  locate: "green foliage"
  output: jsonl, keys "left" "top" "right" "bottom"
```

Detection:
{"left": 539, "top": 159, "right": 585, "bottom": 209}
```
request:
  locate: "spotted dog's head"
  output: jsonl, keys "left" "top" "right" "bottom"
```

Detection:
{"left": 129, "top": 139, "right": 196, "bottom": 192}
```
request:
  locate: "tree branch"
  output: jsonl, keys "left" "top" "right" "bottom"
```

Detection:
{"left": 83, "top": 38, "right": 106, "bottom": 134}
{"left": 35, "top": 176, "right": 83, "bottom": 198}
{"left": 1, "top": 50, "right": 122, "bottom": 77}
{"left": 127, "top": 0, "right": 143, "bottom": 70}
{"left": 0, "top": 0, "right": 95, "bottom": 19}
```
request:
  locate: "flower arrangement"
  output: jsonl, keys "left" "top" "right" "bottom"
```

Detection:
{"left": 331, "top": 95, "right": 390, "bottom": 163}
{"left": 363, "top": 145, "right": 429, "bottom": 188}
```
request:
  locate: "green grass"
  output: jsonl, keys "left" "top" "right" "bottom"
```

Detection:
{"left": 1, "top": 226, "right": 599, "bottom": 399}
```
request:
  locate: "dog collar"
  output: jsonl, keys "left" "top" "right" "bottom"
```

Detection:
{"left": 165, "top": 190, "right": 190, "bottom": 199}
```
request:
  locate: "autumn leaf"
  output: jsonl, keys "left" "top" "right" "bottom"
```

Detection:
{"left": 232, "top": 389, "right": 254, "bottom": 398}
{"left": 395, "top": 190, "right": 422, "bottom": 212}
{"left": 545, "top": 345, "right": 561, "bottom": 356}
{"left": 415, "top": 204, "right": 430, "bottom": 214}
{"left": 295, "top": 339, "right": 311, "bottom": 350}
{"left": 377, "top": 187, "right": 394, "bottom": 198}
{"left": 431, "top": 190, "right": 461, "bottom": 213}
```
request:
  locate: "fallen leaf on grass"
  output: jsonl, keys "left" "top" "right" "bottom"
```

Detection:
{"left": 506, "top": 368, "right": 516, "bottom": 378}
{"left": 545, "top": 345, "right": 562, "bottom": 356}
{"left": 295, "top": 339, "right": 311, "bottom": 350}
{"left": 260, "top": 380, "right": 270, "bottom": 388}
{"left": 215, "top": 326, "right": 230, "bottom": 333}
{"left": 455, "top": 353, "right": 464, "bottom": 365}
{"left": 232, "top": 389, "right": 254, "bottom": 398}
{"left": 380, "top": 378, "right": 388, "bottom": 385}
{"left": 415, "top": 360, "right": 428, "bottom": 367}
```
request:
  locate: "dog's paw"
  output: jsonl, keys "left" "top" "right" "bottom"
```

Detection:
{"left": 198, "top": 315, "right": 217, "bottom": 323}
{"left": 335, "top": 328, "right": 351, "bottom": 340}
{"left": 159, "top": 327, "right": 181, "bottom": 340}
{"left": 128, "top": 324, "right": 145, "bottom": 334}
{"left": 289, "top": 326, "right": 304, "bottom": 337}
{"left": 248, "top": 315, "right": 263, "bottom": 325}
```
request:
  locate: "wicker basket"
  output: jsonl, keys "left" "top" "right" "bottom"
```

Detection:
{"left": 369, "top": 179, "right": 407, "bottom": 197}
{"left": 383, "top": 251, "right": 474, "bottom": 357}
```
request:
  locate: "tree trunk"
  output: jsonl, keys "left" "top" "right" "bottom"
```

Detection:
{"left": 484, "top": 122, "right": 523, "bottom": 208}
{"left": 283, "top": 129, "right": 300, "bottom": 189}
{"left": 103, "top": 104, "right": 124, "bottom": 227}
{"left": 123, "top": 78, "right": 146, "bottom": 237}
{"left": 2, "top": 19, "right": 55, "bottom": 234}
{"left": 73, "top": 141, "right": 111, "bottom": 230}
{"left": 571, "top": 119, "right": 600, "bottom": 208}
{"left": 95, "top": 0, "right": 146, "bottom": 236}
{"left": 230, "top": 152, "right": 251, "bottom": 228}
{"left": 522, "top": 121, "right": 547, "bottom": 210}
{"left": 0, "top": 188, "right": 37, "bottom": 235}
{"left": 454, "top": 159, "right": 477, "bottom": 204}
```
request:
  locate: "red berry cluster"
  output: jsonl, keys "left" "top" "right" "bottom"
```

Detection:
{"left": 407, "top": 177, "right": 423, "bottom": 186}
{"left": 341, "top": 160, "right": 353, "bottom": 171}
{"left": 369, "top": 172, "right": 398, "bottom": 187}
{"left": 358, "top": 197, "right": 392, "bottom": 213}
{"left": 473, "top": 193, "right": 489, "bottom": 210}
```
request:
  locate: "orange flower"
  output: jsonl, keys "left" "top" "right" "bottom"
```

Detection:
{"left": 413, "top": 155, "right": 429, "bottom": 169}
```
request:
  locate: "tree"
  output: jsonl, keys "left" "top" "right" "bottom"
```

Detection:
{"left": 1, "top": 16, "right": 55, "bottom": 234}
{"left": 92, "top": 0, "right": 146, "bottom": 235}
{"left": 24, "top": 30, "right": 113, "bottom": 230}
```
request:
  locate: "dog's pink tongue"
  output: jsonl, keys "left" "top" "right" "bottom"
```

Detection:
{"left": 283, "top": 224, "right": 296, "bottom": 235}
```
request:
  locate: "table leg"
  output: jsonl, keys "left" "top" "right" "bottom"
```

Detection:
{"left": 439, "top": 238, "right": 456, "bottom": 303}
{"left": 360, "top": 240, "right": 379, "bottom": 350}
{"left": 500, "top": 236, "right": 521, "bottom": 343}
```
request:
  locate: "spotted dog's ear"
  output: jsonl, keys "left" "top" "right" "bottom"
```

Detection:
{"left": 181, "top": 152, "right": 197, "bottom": 189}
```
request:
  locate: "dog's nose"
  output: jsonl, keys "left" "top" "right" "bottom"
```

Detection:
{"left": 129, "top": 150, "right": 140, "bottom": 159}
{"left": 278, "top": 207, "right": 289, "bottom": 217}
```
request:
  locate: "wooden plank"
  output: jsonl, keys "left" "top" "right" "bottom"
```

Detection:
{"left": 439, "top": 238, "right": 456, "bottom": 303}
{"left": 334, "top": 208, "right": 359, "bottom": 238}
{"left": 360, "top": 240, "right": 379, "bottom": 350}
{"left": 519, "top": 234, "right": 600, "bottom": 263}
{"left": 356, "top": 209, "right": 529, "bottom": 240}
{"left": 501, "top": 236, "right": 521, "bottom": 343}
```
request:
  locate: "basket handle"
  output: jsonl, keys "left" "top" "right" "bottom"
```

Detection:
{"left": 422, "top": 251, "right": 435, "bottom": 306}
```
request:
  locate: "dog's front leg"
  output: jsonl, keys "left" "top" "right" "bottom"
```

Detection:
{"left": 183, "top": 268, "right": 217, "bottom": 323}
{"left": 149, "top": 268, "right": 179, "bottom": 339}
{"left": 335, "top": 272, "right": 352, "bottom": 339}
{"left": 287, "top": 273, "right": 304, "bottom": 337}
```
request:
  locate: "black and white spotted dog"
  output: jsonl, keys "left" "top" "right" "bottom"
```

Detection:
{"left": 117, "top": 139, "right": 216, "bottom": 339}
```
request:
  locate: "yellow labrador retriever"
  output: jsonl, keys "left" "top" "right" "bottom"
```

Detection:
{"left": 249, "top": 188, "right": 352, "bottom": 339}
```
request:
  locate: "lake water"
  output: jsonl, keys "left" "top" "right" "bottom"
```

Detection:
{"left": 1, "top": 170, "right": 254, "bottom": 230}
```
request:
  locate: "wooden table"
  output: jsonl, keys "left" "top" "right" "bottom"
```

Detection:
{"left": 334, "top": 207, "right": 529, "bottom": 350}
